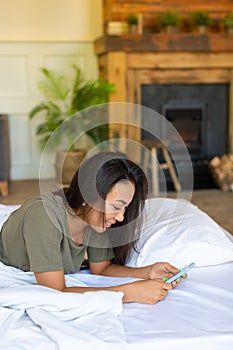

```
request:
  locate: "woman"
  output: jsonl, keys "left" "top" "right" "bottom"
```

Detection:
{"left": 0, "top": 151, "right": 180, "bottom": 304}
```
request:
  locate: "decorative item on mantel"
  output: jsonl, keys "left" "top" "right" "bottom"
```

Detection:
{"left": 127, "top": 14, "right": 138, "bottom": 34}
{"left": 155, "top": 10, "right": 181, "bottom": 33}
{"left": 209, "top": 154, "right": 233, "bottom": 192}
{"left": 222, "top": 12, "right": 233, "bottom": 34}
{"left": 191, "top": 11, "right": 214, "bottom": 34}
{"left": 107, "top": 21, "right": 129, "bottom": 35}
{"left": 126, "top": 13, "right": 143, "bottom": 34}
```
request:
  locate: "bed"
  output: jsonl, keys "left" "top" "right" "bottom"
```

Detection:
{"left": 0, "top": 198, "right": 233, "bottom": 350}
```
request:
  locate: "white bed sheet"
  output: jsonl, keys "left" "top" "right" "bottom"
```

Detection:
{"left": 77, "top": 263, "right": 233, "bottom": 350}
{"left": 122, "top": 263, "right": 233, "bottom": 350}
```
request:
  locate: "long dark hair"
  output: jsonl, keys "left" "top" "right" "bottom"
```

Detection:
{"left": 63, "top": 151, "right": 148, "bottom": 264}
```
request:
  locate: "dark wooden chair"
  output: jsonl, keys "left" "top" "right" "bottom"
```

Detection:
{"left": 0, "top": 114, "right": 10, "bottom": 196}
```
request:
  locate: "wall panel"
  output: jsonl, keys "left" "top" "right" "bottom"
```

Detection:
{"left": 0, "top": 42, "right": 98, "bottom": 180}
{"left": 0, "top": 56, "right": 29, "bottom": 97}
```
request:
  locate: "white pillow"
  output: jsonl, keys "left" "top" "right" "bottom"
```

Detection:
{"left": 0, "top": 204, "right": 19, "bottom": 230}
{"left": 1, "top": 201, "right": 233, "bottom": 268}
{"left": 126, "top": 198, "right": 233, "bottom": 268}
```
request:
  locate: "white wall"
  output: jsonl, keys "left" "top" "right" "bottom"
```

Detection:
{"left": 0, "top": 0, "right": 103, "bottom": 41}
{"left": 0, "top": 0, "right": 103, "bottom": 180}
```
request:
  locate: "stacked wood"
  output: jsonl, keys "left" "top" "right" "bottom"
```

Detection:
{"left": 209, "top": 154, "right": 233, "bottom": 192}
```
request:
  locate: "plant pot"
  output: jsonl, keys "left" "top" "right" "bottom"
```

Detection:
{"left": 55, "top": 149, "right": 86, "bottom": 185}
{"left": 197, "top": 25, "right": 207, "bottom": 34}
{"left": 226, "top": 27, "right": 233, "bottom": 34}
{"left": 165, "top": 25, "right": 178, "bottom": 33}
{"left": 129, "top": 24, "right": 138, "bottom": 34}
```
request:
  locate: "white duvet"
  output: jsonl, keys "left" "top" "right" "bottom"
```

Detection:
{"left": 0, "top": 204, "right": 126, "bottom": 349}
{"left": 0, "top": 262, "right": 125, "bottom": 350}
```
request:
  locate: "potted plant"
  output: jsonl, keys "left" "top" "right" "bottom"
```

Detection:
{"left": 222, "top": 12, "right": 233, "bottom": 34}
{"left": 156, "top": 11, "right": 181, "bottom": 33}
{"left": 191, "top": 11, "right": 213, "bottom": 34}
{"left": 127, "top": 14, "right": 138, "bottom": 34}
{"left": 29, "top": 65, "right": 114, "bottom": 184}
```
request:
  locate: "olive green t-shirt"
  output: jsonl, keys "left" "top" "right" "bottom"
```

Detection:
{"left": 0, "top": 193, "right": 114, "bottom": 274}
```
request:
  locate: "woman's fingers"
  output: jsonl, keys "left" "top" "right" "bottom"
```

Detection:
{"left": 159, "top": 289, "right": 168, "bottom": 300}
{"left": 128, "top": 279, "right": 173, "bottom": 304}
{"left": 171, "top": 275, "right": 187, "bottom": 287}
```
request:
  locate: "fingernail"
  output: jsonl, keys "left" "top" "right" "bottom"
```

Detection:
{"left": 162, "top": 277, "right": 169, "bottom": 281}
{"left": 182, "top": 274, "right": 186, "bottom": 277}
{"left": 176, "top": 278, "right": 181, "bottom": 283}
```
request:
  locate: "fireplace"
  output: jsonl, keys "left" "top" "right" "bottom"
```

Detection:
{"left": 162, "top": 102, "right": 204, "bottom": 160}
{"left": 95, "top": 33, "right": 233, "bottom": 191}
{"left": 141, "top": 83, "right": 229, "bottom": 189}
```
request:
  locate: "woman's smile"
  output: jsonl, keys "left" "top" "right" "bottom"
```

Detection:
{"left": 104, "top": 220, "right": 116, "bottom": 228}
{"left": 86, "top": 180, "right": 135, "bottom": 233}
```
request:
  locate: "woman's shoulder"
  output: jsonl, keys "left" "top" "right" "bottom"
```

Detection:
{"left": 15, "top": 192, "right": 66, "bottom": 223}
{"left": 20, "top": 192, "right": 63, "bottom": 210}
{"left": 16, "top": 192, "right": 68, "bottom": 233}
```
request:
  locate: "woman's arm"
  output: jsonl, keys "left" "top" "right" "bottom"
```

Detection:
{"left": 34, "top": 270, "right": 172, "bottom": 304}
{"left": 89, "top": 260, "right": 179, "bottom": 280}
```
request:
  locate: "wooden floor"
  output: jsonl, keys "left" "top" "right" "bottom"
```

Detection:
{"left": 0, "top": 180, "right": 233, "bottom": 234}
{"left": 186, "top": 189, "right": 233, "bottom": 235}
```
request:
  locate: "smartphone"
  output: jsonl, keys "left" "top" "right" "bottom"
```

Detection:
{"left": 165, "top": 262, "right": 195, "bottom": 283}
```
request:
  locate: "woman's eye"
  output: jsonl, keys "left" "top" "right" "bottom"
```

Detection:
{"left": 113, "top": 205, "right": 122, "bottom": 211}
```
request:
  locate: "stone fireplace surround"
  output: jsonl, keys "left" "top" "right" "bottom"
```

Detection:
{"left": 141, "top": 83, "right": 228, "bottom": 189}
{"left": 95, "top": 33, "right": 233, "bottom": 189}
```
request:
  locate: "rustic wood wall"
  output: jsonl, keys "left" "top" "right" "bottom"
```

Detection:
{"left": 103, "top": 0, "right": 233, "bottom": 31}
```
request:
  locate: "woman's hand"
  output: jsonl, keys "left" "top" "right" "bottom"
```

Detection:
{"left": 122, "top": 279, "right": 172, "bottom": 304}
{"left": 90, "top": 260, "right": 186, "bottom": 289}
{"left": 145, "top": 262, "right": 179, "bottom": 279}
{"left": 143, "top": 262, "right": 187, "bottom": 287}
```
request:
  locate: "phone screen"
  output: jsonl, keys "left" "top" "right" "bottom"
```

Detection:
{"left": 165, "top": 262, "right": 195, "bottom": 283}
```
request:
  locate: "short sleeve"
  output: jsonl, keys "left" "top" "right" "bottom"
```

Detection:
{"left": 23, "top": 202, "right": 64, "bottom": 272}
{"left": 87, "top": 246, "right": 115, "bottom": 263}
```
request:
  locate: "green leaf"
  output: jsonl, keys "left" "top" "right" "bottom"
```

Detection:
{"left": 29, "top": 103, "right": 50, "bottom": 119}
{"left": 38, "top": 67, "right": 70, "bottom": 100}
{"left": 71, "top": 65, "right": 83, "bottom": 94}
{"left": 156, "top": 11, "right": 181, "bottom": 28}
{"left": 191, "top": 11, "right": 213, "bottom": 26}
{"left": 71, "top": 79, "right": 114, "bottom": 111}
{"left": 29, "top": 64, "right": 115, "bottom": 151}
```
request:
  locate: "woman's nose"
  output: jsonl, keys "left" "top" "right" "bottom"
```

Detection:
{"left": 115, "top": 209, "right": 125, "bottom": 222}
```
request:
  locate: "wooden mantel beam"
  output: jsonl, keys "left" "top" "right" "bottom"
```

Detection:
{"left": 95, "top": 34, "right": 233, "bottom": 55}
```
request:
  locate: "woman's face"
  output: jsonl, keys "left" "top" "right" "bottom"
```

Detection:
{"left": 85, "top": 180, "right": 135, "bottom": 233}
